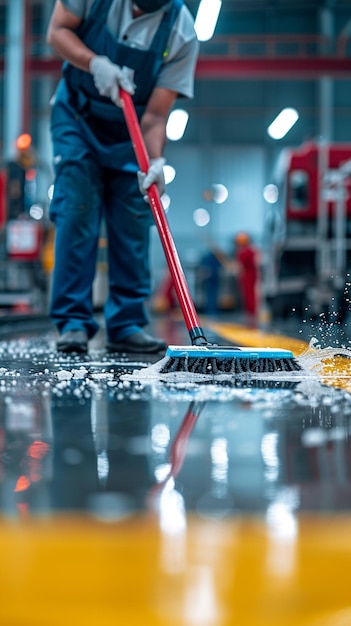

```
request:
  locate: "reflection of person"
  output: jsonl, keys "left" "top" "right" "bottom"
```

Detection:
{"left": 51, "top": 396, "right": 154, "bottom": 512}
{"left": 46, "top": 0, "right": 199, "bottom": 354}
{"left": 233, "top": 232, "right": 260, "bottom": 326}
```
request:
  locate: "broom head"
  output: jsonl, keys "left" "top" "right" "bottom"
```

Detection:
{"left": 160, "top": 345, "right": 301, "bottom": 375}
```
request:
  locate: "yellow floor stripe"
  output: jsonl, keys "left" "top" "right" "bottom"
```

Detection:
{"left": 1, "top": 514, "right": 351, "bottom": 626}
{"left": 205, "top": 320, "right": 309, "bottom": 355}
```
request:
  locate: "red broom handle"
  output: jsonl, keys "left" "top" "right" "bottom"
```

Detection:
{"left": 119, "top": 89, "right": 203, "bottom": 337}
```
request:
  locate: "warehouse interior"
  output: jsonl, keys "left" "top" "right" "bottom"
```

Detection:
{"left": 0, "top": 0, "right": 351, "bottom": 320}
{"left": 1, "top": 1, "right": 351, "bottom": 625}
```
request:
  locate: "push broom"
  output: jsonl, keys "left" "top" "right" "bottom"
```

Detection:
{"left": 119, "top": 89, "right": 301, "bottom": 375}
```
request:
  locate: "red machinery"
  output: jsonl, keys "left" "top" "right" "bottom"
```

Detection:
{"left": 6, "top": 218, "right": 43, "bottom": 262}
{"left": 0, "top": 161, "right": 47, "bottom": 314}
{"left": 265, "top": 141, "right": 351, "bottom": 318}
{"left": 0, "top": 169, "right": 7, "bottom": 230}
{"left": 286, "top": 141, "right": 351, "bottom": 220}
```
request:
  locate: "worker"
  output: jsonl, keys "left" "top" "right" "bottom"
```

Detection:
{"left": 233, "top": 232, "right": 260, "bottom": 327}
{"left": 46, "top": 0, "right": 199, "bottom": 354}
{"left": 200, "top": 249, "right": 222, "bottom": 315}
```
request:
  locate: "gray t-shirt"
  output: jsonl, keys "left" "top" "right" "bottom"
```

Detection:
{"left": 62, "top": 0, "right": 199, "bottom": 98}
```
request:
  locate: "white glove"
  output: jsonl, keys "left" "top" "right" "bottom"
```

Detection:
{"left": 89, "top": 55, "right": 135, "bottom": 106}
{"left": 137, "top": 157, "right": 166, "bottom": 201}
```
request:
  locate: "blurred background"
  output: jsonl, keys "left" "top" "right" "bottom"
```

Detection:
{"left": 0, "top": 0, "right": 351, "bottom": 323}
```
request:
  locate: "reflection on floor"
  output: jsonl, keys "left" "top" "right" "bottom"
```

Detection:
{"left": 1, "top": 313, "right": 351, "bottom": 625}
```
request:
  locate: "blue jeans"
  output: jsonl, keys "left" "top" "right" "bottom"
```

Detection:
{"left": 49, "top": 89, "right": 153, "bottom": 341}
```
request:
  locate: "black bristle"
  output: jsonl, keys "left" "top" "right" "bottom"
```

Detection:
{"left": 159, "top": 356, "right": 301, "bottom": 376}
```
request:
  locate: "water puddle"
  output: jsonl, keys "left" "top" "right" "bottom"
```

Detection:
{"left": 0, "top": 333, "right": 351, "bottom": 405}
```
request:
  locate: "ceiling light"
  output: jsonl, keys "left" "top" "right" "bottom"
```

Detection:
{"left": 166, "top": 109, "right": 189, "bottom": 141}
{"left": 163, "top": 164, "right": 176, "bottom": 184}
{"left": 193, "top": 208, "right": 210, "bottom": 227}
{"left": 267, "top": 108, "right": 299, "bottom": 140}
{"left": 29, "top": 204, "right": 44, "bottom": 220}
{"left": 212, "top": 183, "right": 228, "bottom": 204}
{"left": 263, "top": 184, "right": 279, "bottom": 203}
{"left": 48, "top": 184, "right": 54, "bottom": 201}
{"left": 161, "top": 193, "right": 171, "bottom": 212}
{"left": 195, "top": 0, "right": 222, "bottom": 42}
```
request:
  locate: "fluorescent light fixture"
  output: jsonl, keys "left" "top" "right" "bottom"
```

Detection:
{"left": 267, "top": 108, "right": 299, "bottom": 140}
{"left": 166, "top": 109, "right": 189, "bottom": 141}
{"left": 195, "top": 0, "right": 222, "bottom": 42}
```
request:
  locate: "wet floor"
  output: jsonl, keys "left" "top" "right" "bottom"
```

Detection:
{"left": 1, "top": 314, "right": 351, "bottom": 625}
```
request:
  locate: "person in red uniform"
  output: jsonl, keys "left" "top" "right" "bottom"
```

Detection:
{"left": 233, "top": 231, "right": 260, "bottom": 326}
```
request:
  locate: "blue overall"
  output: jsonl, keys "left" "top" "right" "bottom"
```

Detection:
{"left": 49, "top": 0, "right": 182, "bottom": 341}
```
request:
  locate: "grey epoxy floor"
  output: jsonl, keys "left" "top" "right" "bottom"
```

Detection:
{"left": 0, "top": 312, "right": 351, "bottom": 520}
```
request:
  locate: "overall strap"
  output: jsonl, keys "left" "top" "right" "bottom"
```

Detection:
{"left": 74, "top": 0, "right": 112, "bottom": 40}
{"left": 151, "top": 0, "right": 183, "bottom": 57}
{"left": 87, "top": 0, "right": 112, "bottom": 21}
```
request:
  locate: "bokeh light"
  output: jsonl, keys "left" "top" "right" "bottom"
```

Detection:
{"left": 193, "top": 208, "right": 210, "bottom": 227}
{"left": 263, "top": 183, "right": 279, "bottom": 204}
{"left": 212, "top": 184, "right": 228, "bottom": 204}
{"left": 164, "top": 165, "right": 176, "bottom": 185}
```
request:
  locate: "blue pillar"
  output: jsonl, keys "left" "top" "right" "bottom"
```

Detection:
{"left": 3, "top": 0, "right": 25, "bottom": 159}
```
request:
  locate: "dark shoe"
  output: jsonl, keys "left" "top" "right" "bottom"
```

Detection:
{"left": 106, "top": 330, "right": 167, "bottom": 354}
{"left": 56, "top": 330, "right": 88, "bottom": 354}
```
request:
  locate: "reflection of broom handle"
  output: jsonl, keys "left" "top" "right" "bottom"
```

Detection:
{"left": 147, "top": 401, "right": 205, "bottom": 507}
{"left": 168, "top": 401, "right": 204, "bottom": 478}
